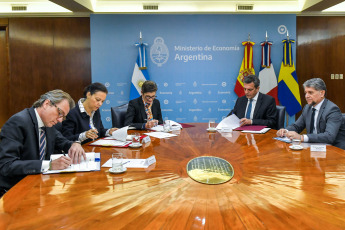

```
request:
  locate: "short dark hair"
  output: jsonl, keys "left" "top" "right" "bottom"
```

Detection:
{"left": 83, "top": 82, "right": 108, "bottom": 98}
{"left": 141, "top": 81, "right": 158, "bottom": 94}
{"left": 32, "top": 89, "right": 75, "bottom": 109}
{"left": 243, "top": 75, "right": 260, "bottom": 88}
{"left": 303, "top": 78, "right": 327, "bottom": 95}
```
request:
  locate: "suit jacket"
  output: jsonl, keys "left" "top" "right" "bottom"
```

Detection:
{"left": 286, "top": 99, "right": 345, "bottom": 149}
{"left": 0, "top": 108, "right": 73, "bottom": 190}
{"left": 62, "top": 103, "right": 107, "bottom": 144}
{"left": 124, "top": 96, "right": 163, "bottom": 130}
{"left": 228, "top": 92, "right": 277, "bottom": 129}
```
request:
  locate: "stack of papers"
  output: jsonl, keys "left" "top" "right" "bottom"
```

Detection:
{"left": 44, "top": 152, "right": 100, "bottom": 174}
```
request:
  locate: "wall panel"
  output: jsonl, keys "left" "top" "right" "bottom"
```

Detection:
{"left": 297, "top": 16, "right": 345, "bottom": 112}
{"left": 8, "top": 17, "right": 91, "bottom": 118}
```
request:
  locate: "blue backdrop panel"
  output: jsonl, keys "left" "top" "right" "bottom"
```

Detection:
{"left": 90, "top": 14, "right": 296, "bottom": 128}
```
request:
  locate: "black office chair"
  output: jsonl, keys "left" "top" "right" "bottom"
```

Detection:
{"left": 276, "top": 105, "right": 286, "bottom": 130}
{"left": 111, "top": 103, "right": 129, "bottom": 128}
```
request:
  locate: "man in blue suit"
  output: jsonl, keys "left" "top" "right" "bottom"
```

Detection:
{"left": 228, "top": 75, "right": 277, "bottom": 129}
{"left": 277, "top": 78, "right": 345, "bottom": 149}
{"left": 0, "top": 90, "right": 86, "bottom": 197}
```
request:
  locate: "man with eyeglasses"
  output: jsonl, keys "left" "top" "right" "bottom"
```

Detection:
{"left": 125, "top": 80, "right": 163, "bottom": 129}
{"left": 0, "top": 90, "right": 86, "bottom": 197}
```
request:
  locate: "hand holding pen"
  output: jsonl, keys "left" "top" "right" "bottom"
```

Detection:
{"left": 145, "top": 119, "right": 158, "bottom": 129}
{"left": 86, "top": 128, "right": 98, "bottom": 140}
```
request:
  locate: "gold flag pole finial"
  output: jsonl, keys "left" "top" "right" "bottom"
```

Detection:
{"left": 286, "top": 30, "right": 290, "bottom": 41}
{"left": 248, "top": 33, "right": 251, "bottom": 42}
{"left": 266, "top": 31, "right": 268, "bottom": 42}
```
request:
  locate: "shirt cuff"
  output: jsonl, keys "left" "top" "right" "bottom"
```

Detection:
{"left": 142, "top": 123, "right": 146, "bottom": 129}
{"left": 41, "top": 160, "right": 50, "bottom": 172}
{"left": 303, "top": 135, "right": 309, "bottom": 142}
{"left": 105, "top": 129, "right": 111, "bottom": 137}
{"left": 79, "top": 132, "right": 87, "bottom": 142}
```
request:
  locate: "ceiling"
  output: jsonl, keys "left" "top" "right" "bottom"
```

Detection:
{"left": 0, "top": 0, "right": 344, "bottom": 16}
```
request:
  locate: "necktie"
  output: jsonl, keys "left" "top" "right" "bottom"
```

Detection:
{"left": 145, "top": 103, "right": 153, "bottom": 121}
{"left": 310, "top": 108, "right": 316, "bottom": 134}
{"left": 246, "top": 99, "right": 253, "bottom": 119}
{"left": 39, "top": 128, "right": 46, "bottom": 160}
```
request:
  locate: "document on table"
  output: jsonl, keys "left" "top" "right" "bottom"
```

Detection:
{"left": 43, "top": 152, "right": 100, "bottom": 174}
{"left": 111, "top": 126, "right": 129, "bottom": 141}
{"left": 89, "top": 139, "right": 131, "bottom": 147}
{"left": 241, "top": 128, "right": 271, "bottom": 134}
{"left": 144, "top": 132, "right": 177, "bottom": 139}
{"left": 216, "top": 114, "right": 240, "bottom": 130}
{"left": 102, "top": 155, "right": 156, "bottom": 168}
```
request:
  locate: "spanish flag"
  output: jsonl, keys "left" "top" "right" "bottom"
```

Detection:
{"left": 234, "top": 41, "right": 255, "bottom": 97}
{"left": 277, "top": 39, "right": 302, "bottom": 116}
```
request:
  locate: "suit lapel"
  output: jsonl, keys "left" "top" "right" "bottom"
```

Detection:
{"left": 253, "top": 93, "right": 263, "bottom": 119}
{"left": 138, "top": 97, "right": 147, "bottom": 121}
{"left": 28, "top": 108, "right": 40, "bottom": 158}
{"left": 316, "top": 99, "right": 327, "bottom": 133}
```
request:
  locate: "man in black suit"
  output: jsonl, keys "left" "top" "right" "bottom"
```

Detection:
{"left": 124, "top": 80, "right": 163, "bottom": 129}
{"left": 228, "top": 75, "right": 277, "bottom": 129}
{"left": 0, "top": 90, "right": 85, "bottom": 197}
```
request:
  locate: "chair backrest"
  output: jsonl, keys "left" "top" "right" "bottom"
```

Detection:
{"left": 276, "top": 105, "right": 286, "bottom": 130}
{"left": 111, "top": 103, "right": 129, "bottom": 128}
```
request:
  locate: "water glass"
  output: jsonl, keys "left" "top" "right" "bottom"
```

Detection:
{"left": 132, "top": 133, "right": 141, "bottom": 146}
{"left": 208, "top": 120, "right": 216, "bottom": 130}
{"left": 291, "top": 139, "right": 301, "bottom": 147}
{"left": 163, "top": 120, "right": 171, "bottom": 132}
{"left": 112, "top": 153, "right": 123, "bottom": 172}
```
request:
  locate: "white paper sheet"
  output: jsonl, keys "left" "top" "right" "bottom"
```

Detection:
{"left": 89, "top": 139, "right": 131, "bottom": 147}
{"left": 102, "top": 156, "right": 156, "bottom": 168}
{"left": 216, "top": 114, "right": 241, "bottom": 130}
{"left": 43, "top": 152, "right": 100, "bottom": 174}
{"left": 111, "top": 126, "right": 129, "bottom": 141}
{"left": 144, "top": 132, "right": 177, "bottom": 139}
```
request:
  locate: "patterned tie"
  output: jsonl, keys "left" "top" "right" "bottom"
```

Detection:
{"left": 145, "top": 103, "right": 153, "bottom": 121}
{"left": 39, "top": 128, "right": 46, "bottom": 160}
{"left": 246, "top": 99, "right": 253, "bottom": 119}
{"left": 310, "top": 108, "right": 316, "bottom": 134}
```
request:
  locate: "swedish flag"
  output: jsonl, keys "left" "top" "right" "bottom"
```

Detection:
{"left": 278, "top": 39, "right": 302, "bottom": 116}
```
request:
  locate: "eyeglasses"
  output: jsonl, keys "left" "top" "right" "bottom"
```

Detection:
{"left": 144, "top": 95, "right": 157, "bottom": 100}
{"left": 51, "top": 102, "right": 66, "bottom": 121}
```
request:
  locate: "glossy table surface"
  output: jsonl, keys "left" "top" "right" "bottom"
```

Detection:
{"left": 1, "top": 123, "right": 345, "bottom": 229}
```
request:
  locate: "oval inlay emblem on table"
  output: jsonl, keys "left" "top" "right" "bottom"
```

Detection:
{"left": 187, "top": 156, "right": 234, "bottom": 184}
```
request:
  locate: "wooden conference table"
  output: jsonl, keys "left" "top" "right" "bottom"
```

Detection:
{"left": 1, "top": 123, "right": 345, "bottom": 229}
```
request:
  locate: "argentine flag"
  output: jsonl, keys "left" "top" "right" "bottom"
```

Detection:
{"left": 129, "top": 44, "right": 150, "bottom": 100}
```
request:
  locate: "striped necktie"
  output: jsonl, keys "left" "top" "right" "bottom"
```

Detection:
{"left": 39, "top": 128, "right": 46, "bottom": 160}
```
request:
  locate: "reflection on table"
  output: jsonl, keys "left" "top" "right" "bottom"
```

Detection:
{"left": 1, "top": 123, "right": 345, "bottom": 229}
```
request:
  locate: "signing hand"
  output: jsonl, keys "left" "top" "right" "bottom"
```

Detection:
{"left": 50, "top": 156, "right": 72, "bottom": 170}
{"left": 86, "top": 129, "right": 98, "bottom": 140}
{"left": 145, "top": 119, "right": 158, "bottom": 129}
{"left": 68, "top": 142, "right": 86, "bottom": 164}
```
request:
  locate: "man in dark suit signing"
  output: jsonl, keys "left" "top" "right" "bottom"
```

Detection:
{"left": 277, "top": 78, "right": 345, "bottom": 149}
{"left": 228, "top": 75, "right": 277, "bottom": 129}
{"left": 124, "top": 80, "right": 163, "bottom": 129}
{"left": 0, "top": 90, "right": 86, "bottom": 197}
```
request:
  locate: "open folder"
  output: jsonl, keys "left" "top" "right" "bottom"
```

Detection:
{"left": 43, "top": 152, "right": 100, "bottom": 174}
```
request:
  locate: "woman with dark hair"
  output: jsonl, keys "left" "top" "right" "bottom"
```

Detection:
{"left": 62, "top": 82, "right": 117, "bottom": 144}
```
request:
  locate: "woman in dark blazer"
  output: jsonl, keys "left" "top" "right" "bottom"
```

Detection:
{"left": 62, "top": 83, "right": 117, "bottom": 144}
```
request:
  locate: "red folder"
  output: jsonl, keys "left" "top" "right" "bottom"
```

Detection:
{"left": 234, "top": 125, "right": 267, "bottom": 131}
